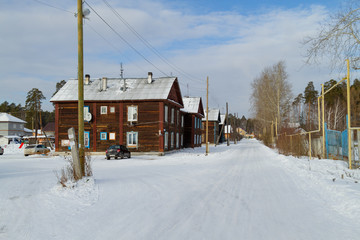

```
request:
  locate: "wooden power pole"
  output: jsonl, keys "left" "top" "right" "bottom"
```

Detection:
{"left": 226, "top": 102, "right": 229, "bottom": 146}
{"left": 205, "top": 76, "right": 209, "bottom": 155}
{"left": 77, "top": 0, "right": 85, "bottom": 177}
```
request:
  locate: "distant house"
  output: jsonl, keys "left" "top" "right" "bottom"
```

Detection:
{"left": 201, "top": 109, "right": 221, "bottom": 144}
{"left": 181, "top": 97, "right": 204, "bottom": 148}
{"left": 43, "top": 122, "right": 55, "bottom": 137}
{"left": 224, "top": 125, "right": 232, "bottom": 141}
{"left": 51, "top": 73, "right": 184, "bottom": 154}
{"left": 0, "top": 113, "right": 31, "bottom": 145}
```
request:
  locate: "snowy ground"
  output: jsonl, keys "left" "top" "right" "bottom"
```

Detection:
{"left": 1, "top": 139, "right": 360, "bottom": 240}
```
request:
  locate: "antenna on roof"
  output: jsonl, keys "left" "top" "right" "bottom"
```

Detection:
{"left": 120, "top": 62, "right": 124, "bottom": 78}
{"left": 187, "top": 83, "right": 189, "bottom": 97}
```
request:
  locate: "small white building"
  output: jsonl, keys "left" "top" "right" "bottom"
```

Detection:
{"left": 0, "top": 113, "right": 30, "bottom": 145}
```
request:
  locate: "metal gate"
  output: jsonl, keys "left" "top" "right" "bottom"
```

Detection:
{"left": 325, "top": 123, "right": 343, "bottom": 159}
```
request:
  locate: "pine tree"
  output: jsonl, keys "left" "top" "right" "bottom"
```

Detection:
{"left": 304, "top": 81, "right": 318, "bottom": 130}
{"left": 25, "top": 88, "right": 45, "bottom": 142}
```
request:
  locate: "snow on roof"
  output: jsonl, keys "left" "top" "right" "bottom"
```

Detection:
{"left": 181, "top": 97, "right": 201, "bottom": 114}
{"left": 220, "top": 114, "right": 226, "bottom": 125}
{"left": 50, "top": 77, "right": 178, "bottom": 102}
{"left": 202, "top": 109, "right": 220, "bottom": 122}
{"left": 0, "top": 113, "right": 26, "bottom": 123}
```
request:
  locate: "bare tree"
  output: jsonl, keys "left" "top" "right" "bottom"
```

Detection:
{"left": 251, "top": 61, "right": 293, "bottom": 141}
{"left": 303, "top": 1, "right": 360, "bottom": 70}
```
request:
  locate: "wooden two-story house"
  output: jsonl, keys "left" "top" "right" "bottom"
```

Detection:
{"left": 50, "top": 73, "right": 184, "bottom": 154}
{"left": 201, "top": 109, "right": 221, "bottom": 144}
{"left": 181, "top": 97, "right": 204, "bottom": 148}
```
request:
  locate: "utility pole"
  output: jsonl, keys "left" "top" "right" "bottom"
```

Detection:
{"left": 226, "top": 102, "right": 229, "bottom": 146}
{"left": 346, "top": 59, "right": 352, "bottom": 169}
{"left": 321, "top": 84, "right": 325, "bottom": 159}
{"left": 77, "top": 0, "right": 85, "bottom": 177}
{"left": 120, "top": 63, "right": 124, "bottom": 78}
{"left": 205, "top": 76, "right": 209, "bottom": 155}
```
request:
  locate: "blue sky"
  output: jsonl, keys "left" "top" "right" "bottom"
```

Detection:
{"left": 0, "top": 0, "right": 347, "bottom": 117}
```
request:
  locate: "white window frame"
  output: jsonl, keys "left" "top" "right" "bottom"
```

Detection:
{"left": 171, "top": 132, "right": 174, "bottom": 148}
{"left": 127, "top": 105, "right": 138, "bottom": 122}
{"left": 171, "top": 108, "right": 174, "bottom": 124}
{"left": 164, "top": 132, "right": 168, "bottom": 149}
{"left": 110, "top": 106, "right": 115, "bottom": 113}
{"left": 127, "top": 131, "right": 138, "bottom": 147}
{"left": 109, "top": 132, "right": 116, "bottom": 140}
{"left": 164, "top": 105, "right": 168, "bottom": 122}
{"left": 100, "top": 106, "right": 107, "bottom": 115}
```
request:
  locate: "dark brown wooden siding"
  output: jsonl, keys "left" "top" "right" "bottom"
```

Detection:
{"left": 55, "top": 100, "right": 185, "bottom": 153}
{"left": 201, "top": 121, "right": 219, "bottom": 144}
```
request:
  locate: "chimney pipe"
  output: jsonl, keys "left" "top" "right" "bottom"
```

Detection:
{"left": 147, "top": 72, "right": 153, "bottom": 84}
{"left": 85, "top": 74, "right": 90, "bottom": 85}
{"left": 101, "top": 77, "right": 107, "bottom": 91}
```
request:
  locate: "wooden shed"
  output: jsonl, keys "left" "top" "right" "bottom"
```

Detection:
{"left": 50, "top": 73, "right": 184, "bottom": 154}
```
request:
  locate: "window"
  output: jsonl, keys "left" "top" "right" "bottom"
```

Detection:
{"left": 128, "top": 106, "right": 138, "bottom": 122}
{"left": 127, "top": 132, "right": 138, "bottom": 147}
{"left": 100, "top": 106, "right": 107, "bottom": 114}
{"left": 195, "top": 117, "right": 197, "bottom": 129}
{"left": 164, "top": 105, "right": 168, "bottom": 122}
{"left": 177, "top": 110, "right": 180, "bottom": 126}
{"left": 171, "top": 108, "right": 174, "bottom": 124}
{"left": 171, "top": 132, "right": 174, "bottom": 148}
{"left": 194, "top": 134, "right": 196, "bottom": 144}
{"left": 164, "top": 132, "right": 168, "bottom": 149}
{"left": 84, "top": 131, "right": 90, "bottom": 148}
{"left": 109, "top": 132, "right": 116, "bottom": 140}
{"left": 100, "top": 132, "right": 107, "bottom": 140}
{"left": 181, "top": 116, "right": 184, "bottom": 127}
{"left": 181, "top": 134, "right": 183, "bottom": 147}
{"left": 110, "top": 106, "right": 115, "bottom": 113}
{"left": 176, "top": 133, "right": 179, "bottom": 148}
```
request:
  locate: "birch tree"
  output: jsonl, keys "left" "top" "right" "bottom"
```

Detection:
{"left": 251, "top": 61, "right": 292, "bottom": 137}
{"left": 303, "top": 1, "right": 360, "bottom": 70}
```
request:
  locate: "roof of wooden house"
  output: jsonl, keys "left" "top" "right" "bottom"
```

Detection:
{"left": 181, "top": 97, "right": 204, "bottom": 117}
{"left": 50, "top": 74, "right": 183, "bottom": 107}
{"left": 202, "top": 109, "right": 221, "bottom": 122}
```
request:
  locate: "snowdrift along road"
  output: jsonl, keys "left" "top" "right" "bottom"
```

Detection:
{"left": 0, "top": 139, "right": 360, "bottom": 240}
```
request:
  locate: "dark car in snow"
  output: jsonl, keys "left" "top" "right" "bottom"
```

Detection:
{"left": 106, "top": 145, "right": 131, "bottom": 160}
{"left": 0, "top": 146, "right": 3, "bottom": 155}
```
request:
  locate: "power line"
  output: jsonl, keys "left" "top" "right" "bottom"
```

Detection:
{"left": 32, "top": 0, "right": 74, "bottom": 14}
{"left": 85, "top": 23, "right": 148, "bottom": 74}
{"left": 101, "top": 0, "right": 204, "bottom": 83}
{"left": 84, "top": 1, "right": 169, "bottom": 77}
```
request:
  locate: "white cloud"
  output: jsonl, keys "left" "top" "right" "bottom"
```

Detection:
{"left": 0, "top": 1, "right": 340, "bottom": 116}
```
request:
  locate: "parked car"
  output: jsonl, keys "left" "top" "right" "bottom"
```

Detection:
{"left": 0, "top": 146, "right": 3, "bottom": 155}
{"left": 24, "top": 144, "right": 50, "bottom": 156}
{"left": 106, "top": 145, "right": 131, "bottom": 160}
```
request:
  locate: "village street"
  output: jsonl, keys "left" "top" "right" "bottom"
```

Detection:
{"left": 1, "top": 139, "right": 360, "bottom": 240}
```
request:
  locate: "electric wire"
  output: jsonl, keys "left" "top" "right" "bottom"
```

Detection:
{"left": 101, "top": 0, "right": 204, "bottom": 83}
{"left": 32, "top": 0, "right": 74, "bottom": 14}
{"left": 84, "top": 1, "right": 169, "bottom": 77}
{"left": 85, "top": 22, "right": 148, "bottom": 74}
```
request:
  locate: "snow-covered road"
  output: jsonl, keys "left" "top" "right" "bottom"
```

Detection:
{"left": 1, "top": 139, "right": 360, "bottom": 240}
